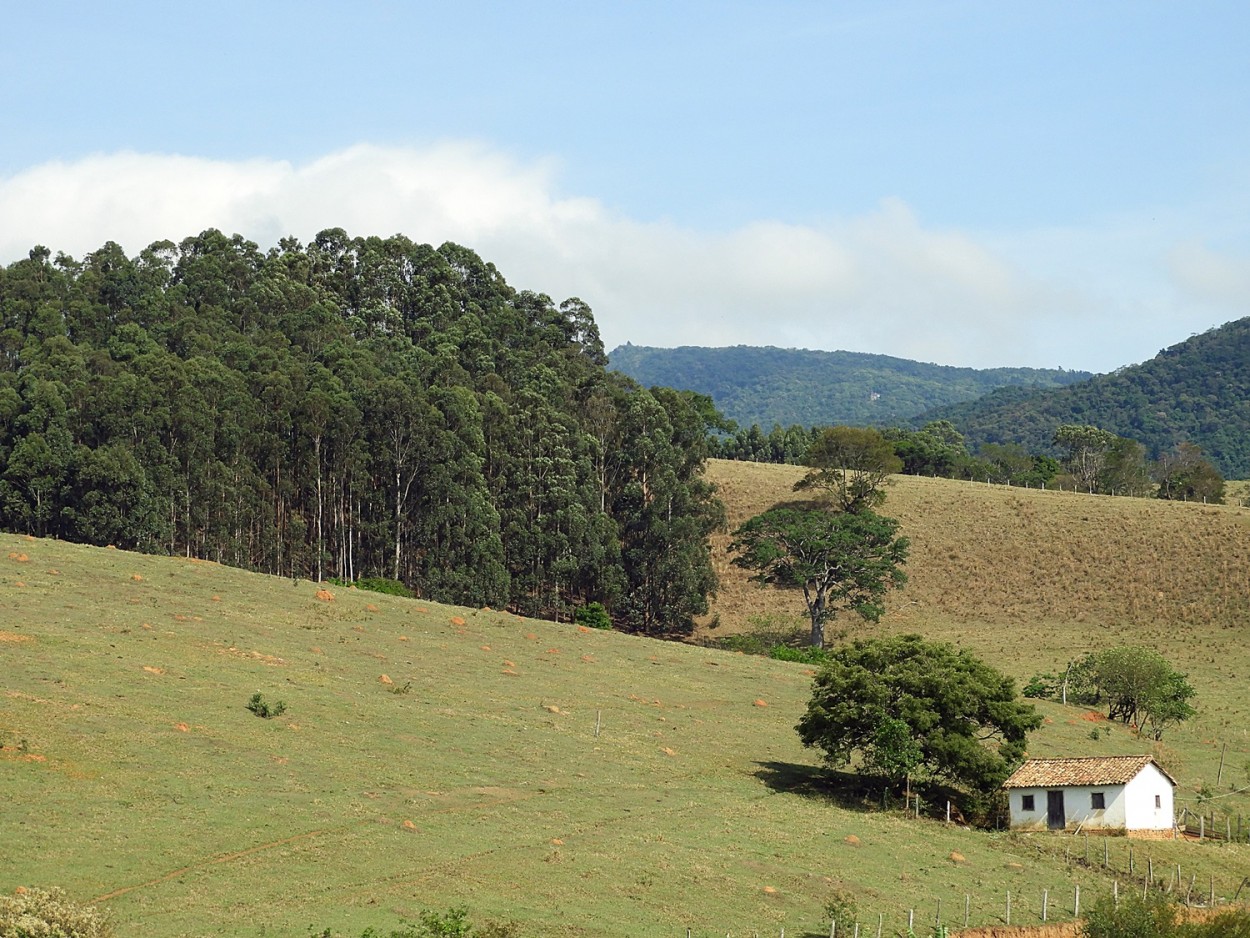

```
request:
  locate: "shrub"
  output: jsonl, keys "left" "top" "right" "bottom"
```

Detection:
{"left": 1082, "top": 891, "right": 1177, "bottom": 938}
{"left": 0, "top": 887, "right": 113, "bottom": 937}
{"left": 573, "top": 602, "right": 612, "bottom": 630}
{"left": 356, "top": 906, "right": 519, "bottom": 938}
{"left": 246, "top": 692, "right": 287, "bottom": 719}
{"left": 356, "top": 577, "right": 415, "bottom": 599}
{"left": 769, "top": 643, "right": 830, "bottom": 665}
{"left": 823, "top": 890, "right": 858, "bottom": 935}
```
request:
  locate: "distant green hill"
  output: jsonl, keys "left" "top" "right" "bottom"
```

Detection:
{"left": 925, "top": 317, "right": 1250, "bottom": 478}
{"left": 608, "top": 343, "right": 1092, "bottom": 429}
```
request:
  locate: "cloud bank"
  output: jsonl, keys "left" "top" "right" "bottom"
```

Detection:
{"left": 2, "top": 144, "right": 1243, "bottom": 372}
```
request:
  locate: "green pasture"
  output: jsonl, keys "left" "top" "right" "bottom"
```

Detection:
{"left": 2, "top": 534, "right": 1248, "bottom": 937}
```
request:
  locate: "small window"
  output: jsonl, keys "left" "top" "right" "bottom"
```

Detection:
{"left": 1155, "top": 794, "right": 1162, "bottom": 809}
{"left": 1021, "top": 794, "right": 1035, "bottom": 811}
{"left": 1091, "top": 792, "right": 1106, "bottom": 809}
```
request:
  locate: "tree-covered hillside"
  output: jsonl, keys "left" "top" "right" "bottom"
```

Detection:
{"left": 608, "top": 343, "right": 1091, "bottom": 429}
{"left": 0, "top": 232, "right": 723, "bottom": 634}
{"left": 927, "top": 318, "right": 1250, "bottom": 478}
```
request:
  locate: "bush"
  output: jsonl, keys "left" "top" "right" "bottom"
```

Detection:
{"left": 573, "top": 602, "right": 612, "bottom": 630}
{"left": 326, "top": 576, "right": 415, "bottom": 598}
{"left": 246, "top": 692, "right": 287, "bottom": 719}
{"left": 769, "top": 644, "right": 830, "bottom": 665}
{"left": 1082, "top": 891, "right": 1177, "bottom": 938}
{"left": 356, "top": 906, "right": 520, "bottom": 938}
{"left": 0, "top": 887, "right": 113, "bottom": 937}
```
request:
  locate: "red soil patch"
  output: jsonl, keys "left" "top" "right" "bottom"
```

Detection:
{"left": 402, "top": 820, "right": 417, "bottom": 831}
{"left": 379, "top": 674, "right": 393, "bottom": 685}
{"left": 1080, "top": 710, "right": 1107, "bottom": 722}
{"left": 502, "top": 669, "right": 519, "bottom": 676}
{"left": 503, "top": 660, "right": 515, "bottom": 667}
{"left": 580, "top": 654, "right": 595, "bottom": 662}
{"left": 130, "top": 574, "right": 143, "bottom": 582}
{"left": 366, "top": 603, "right": 379, "bottom": 612}
{"left": 660, "top": 747, "right": 677, "bottom": 756}
{"left": 174, "top": 723, "right": 190, "bottom": 732}
{"left": 211, "top": 595, "right": 221, "bottom": 602}
{"left": 0, "top": 631, "right": 31, "bottom": 643}
{"left": 546, "top": 648, "right": 560, "bottom": 655}
{"left": 578, "top": 625, "right": 591, "bottom": 633}
{"left": 315, "top": 588, "right": 335, "bottom": 602}
{"left": 763, "top": 886, "right": 778, "bottom": 896}
{"left": 142, "top": 666, "right": 165, "bottom": 675}
{"left": 417, "top": 606, "right": 429, "bottom": 613}
{"left": 550, "top": 838, "right": 564, "bottom": 845}
{"left": 844, "top": 835, "right": 861, "bottom": 846}
{"left": 481, "top": 644, "right": 492, "bottom": 651}
{"left": 12, "top": 581, "right": 24, "bottom": 588}
{"left": 398, "top": 635, "right": 409, "bottom": 641}
{"left": 450, "top": 616, "right": 466, "bottom": 626}
{"left": 526, "top": 633, "right": 538, "bottom": 641}
{"left": 753, "top": 699, "right": 768, "bottom": 707}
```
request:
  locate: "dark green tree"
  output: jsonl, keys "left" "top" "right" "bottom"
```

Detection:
{"left": 729, "top": 507, "right": 908, "bottom": 647}
{"left": 796, "top": 634, "right": 1041, "bottom": 796}
{"left": 1053, "top": 424, "right": 1118, "bottom": 491}
{"left": 1154, "top": 442, "right": 1225, "bottom": 503}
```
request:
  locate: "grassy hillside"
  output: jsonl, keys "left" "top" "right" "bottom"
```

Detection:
{"left": 4, "top": 492, "right": 1250, "bottom": 936}
{"left": 703, "top": 459, "right": 1250, "bottom": 816}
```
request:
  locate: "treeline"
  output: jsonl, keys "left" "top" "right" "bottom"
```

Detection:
{"left": 609, "top": 343, "right": 1091, "bottom": 430}
{"left": 712, "top": 419, "right": 1224, "bottom": 501}
{"left": 926, "top": 317, "right": 1250, "bottom": 478}
{"left": 0, "top": 231, "right": 724, "bottom": 634}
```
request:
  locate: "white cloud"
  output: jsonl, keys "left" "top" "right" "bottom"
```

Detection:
{"left": 1, "top": 143, "right": 1241, "bottom": 372}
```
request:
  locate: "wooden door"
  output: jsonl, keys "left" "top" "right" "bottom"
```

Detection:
{"left": 1047, "top": 790, "right": 1065, "bottom": 830}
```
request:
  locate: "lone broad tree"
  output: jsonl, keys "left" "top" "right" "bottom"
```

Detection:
{"left": 729, "top": 507, "right": 908, "bottom": 646}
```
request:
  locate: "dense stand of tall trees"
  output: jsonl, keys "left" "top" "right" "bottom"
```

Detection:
{"left": 0, "top": 231, "right": 724, "bottom": 634}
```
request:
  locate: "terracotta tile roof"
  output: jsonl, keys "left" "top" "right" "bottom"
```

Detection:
{"left": 1004, "top": 755, "right": 1176, "bottom": 789}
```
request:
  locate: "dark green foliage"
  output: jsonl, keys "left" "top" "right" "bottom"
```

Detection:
{"left": 797, "top": 635, "right": 1042, "bottom": 796}
{"left": 608, "top": 343, "right": 1090, "bottom": 430}
{"left": 1155, "top": 442, "right": 1225, "bottom": 503}
{"left": 730, "top": 508, "right": 908, "bottom": 647}
{"left": 573, "top": 601, "right": 612, "bottom": 630}
{"left": 246, "top": 692, "right": 287, "bottom": 719}
{"left": 0, "top": 232, "right": 723, "bottom": 637}
{"left": 768, "top": 643, "right": 831, "bottom": 664}
{"left": 928, "top": 318, "right": 1250, "bottom": 478}
{"left": 355, "top": 577, "right": 415, "bottom": 598}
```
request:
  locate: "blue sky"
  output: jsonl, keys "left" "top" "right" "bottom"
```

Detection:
{"left": 3, "top": 1, "right": 1248, "bottom": 371}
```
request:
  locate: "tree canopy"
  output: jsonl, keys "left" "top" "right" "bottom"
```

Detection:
{"left": 796, "top": 634, "right": 1041, "bottom": 796}
{"left": 1069, "top": 646, "right": 1196, "bottom": 740}
{"left": 729, "top": 507, "right": 908, "bottom": 647}
{"left": 0, "top": 232, "right": 724, "bottom": 635}
{"left": 794, "top": 426, "right": 902, "bottom": 513}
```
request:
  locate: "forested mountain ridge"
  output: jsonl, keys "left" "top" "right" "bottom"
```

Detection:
{"left": 608, "top": 343, "right": 1091, "bottom": 429}
{"left": 0, "top": 232, "right": 723, "bottom": 634}
{"left": 926, "top": 317, "right": 1250, "bottom": 478}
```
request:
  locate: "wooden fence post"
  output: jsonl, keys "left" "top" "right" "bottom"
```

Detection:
{"left": 1074, "top": 884, "right": 1081, "bottom": 918}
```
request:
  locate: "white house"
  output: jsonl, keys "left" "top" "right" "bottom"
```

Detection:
{"left": 1003, "top": 755, "right": 1175, "bottom": 834}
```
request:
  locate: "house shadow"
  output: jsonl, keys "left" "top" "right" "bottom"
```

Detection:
{"left": 753, "top": 760, "right": 886, "bottom": 812}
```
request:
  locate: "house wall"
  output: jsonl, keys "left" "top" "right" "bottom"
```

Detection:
{"left": 1008, "top": 768, "right": 1176, "bottom": 831}
{"left": 1123, "top": 764, "right": 1175, "bottom": 830}
{"left": 1008, "top": 783, "right": 1127, "bottom": 831}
